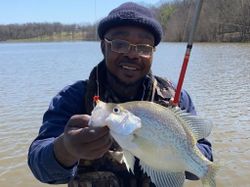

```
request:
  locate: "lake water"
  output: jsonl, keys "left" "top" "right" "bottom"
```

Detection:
{"left": 0, "top": 41, "right": 249, "bottom": 187}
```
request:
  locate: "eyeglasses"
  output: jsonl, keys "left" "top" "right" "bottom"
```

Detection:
{"left": 104, "top": 38, "right": 155, "bottom": 58}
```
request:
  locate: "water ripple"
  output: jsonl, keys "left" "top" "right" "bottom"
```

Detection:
{"left": 1, "top": 42, "right": 250, "bottom": 187}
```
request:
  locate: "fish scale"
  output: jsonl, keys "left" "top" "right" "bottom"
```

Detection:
{"left": 89, "top": 100, "right": 218, "bottom": 187}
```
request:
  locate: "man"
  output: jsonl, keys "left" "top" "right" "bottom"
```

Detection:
{"left": 28, "top": 2, "right": 213, "bottom": 187}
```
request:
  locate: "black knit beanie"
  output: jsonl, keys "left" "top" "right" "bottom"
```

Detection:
{"left": 97, "top": 2, "right": 163, "bottom": 46}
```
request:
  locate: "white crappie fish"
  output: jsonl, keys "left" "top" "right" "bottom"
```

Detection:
{"left": 89, "top": 100, "right": 217, "bottom": 187}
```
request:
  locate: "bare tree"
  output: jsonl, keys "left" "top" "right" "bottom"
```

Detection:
{"left": 0, "top": 0, "right": 250, "bottom": 42}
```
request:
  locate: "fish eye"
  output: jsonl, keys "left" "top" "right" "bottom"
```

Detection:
{"left": 113, "top": 107, "right": 120, "bottom": 114}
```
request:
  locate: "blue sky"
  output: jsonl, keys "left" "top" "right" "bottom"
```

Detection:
{"left": 0, "top": 0, "right": 171, "bottom": 25}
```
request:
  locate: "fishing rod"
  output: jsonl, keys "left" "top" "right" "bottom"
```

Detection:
{"left": 172, "top": 0, "right": 204, "bottom": 105}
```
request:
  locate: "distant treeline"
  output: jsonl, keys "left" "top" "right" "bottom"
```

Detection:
{"left": 0, "top": 0, "right": 250, "bottom": 42}
{"left": 155, "top": 0, "right": 250, "bottom": 42}
{"left": 0, "top": 23, "right": 97, "bottom": 42}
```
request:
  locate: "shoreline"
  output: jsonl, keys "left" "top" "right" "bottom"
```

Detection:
{"left": 1, "top": 39, "right": 249, "bottom": 44}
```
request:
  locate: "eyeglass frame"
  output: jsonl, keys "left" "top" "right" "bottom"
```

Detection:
{"left": 104, "top": 38, "right": 155, "bottom": 58}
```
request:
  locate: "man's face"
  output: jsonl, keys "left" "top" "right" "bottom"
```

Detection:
{"left": 102, "top": 26, "right": 155, "bottom": 85}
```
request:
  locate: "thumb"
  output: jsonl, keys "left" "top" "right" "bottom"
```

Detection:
{"left": 66, "top": 114, "right": 91, "bottom": 129}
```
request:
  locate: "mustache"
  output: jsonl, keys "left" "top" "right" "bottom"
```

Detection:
{"left": 118, "top": 57, "right": 144, "bottom": 68}
{"left": 106, "top": 69, "right": 144, "bottom": 86}
{"left": 119, "top": 57, "right": 138, "bottom": 63}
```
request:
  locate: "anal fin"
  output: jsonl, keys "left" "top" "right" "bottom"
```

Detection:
{"left": 140, "top": 159, "right": 185, "bottom": 187}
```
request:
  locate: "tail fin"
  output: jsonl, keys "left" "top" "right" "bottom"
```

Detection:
{"left": 201, "top": 163, "right": 220, "bottom": 187}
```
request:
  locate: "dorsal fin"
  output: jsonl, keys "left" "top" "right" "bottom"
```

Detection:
{"left": 171, "top": 106, "right": 213, "bottom": 140}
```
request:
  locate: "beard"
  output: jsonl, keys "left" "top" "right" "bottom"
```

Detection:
{"left": 106, "top": 69, "right": 146, "bottom": 100}
{"left": 106, "top": 68, "right": 144, "bottom": 87}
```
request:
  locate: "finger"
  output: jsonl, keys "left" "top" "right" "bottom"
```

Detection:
{"left": 67, "top": 114, "right": 91, "bottom": 128}
{"left": 87, "top": 133, "right": 113, "bottom": 152}
{"left": 64, "top": 126, "right": 110, "bottom": 147}
{"left": 169, "top": 97, "right": 178, "bottom": 107}
{"left": 78, "top": 126, "right": 110, "bottom": 143}
{"left": 83, "top": 136, "right": 113, "bottom": 159}
{"left": 77, "top": 132, "right": 112, "bottom": 152}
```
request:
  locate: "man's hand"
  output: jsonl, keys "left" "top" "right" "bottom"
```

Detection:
{"left": 169, "top": 97, "right": 178, "bottom": 107}
{"left": 54, "top": 114, "right": 112, "bottom": 167}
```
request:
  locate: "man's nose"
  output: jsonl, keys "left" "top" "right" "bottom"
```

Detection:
{"left": 125, "top": 45, "right": 140, "bottom": 59}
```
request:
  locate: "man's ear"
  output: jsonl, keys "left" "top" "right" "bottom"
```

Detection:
{"left": 101, "top": 40, "right": 105, "bottom": 55}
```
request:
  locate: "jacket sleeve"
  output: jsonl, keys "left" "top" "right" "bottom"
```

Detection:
{"left": 179, "top": 89, "right": 213, "bottom": 180}
{"left": 28, "top": 81, "right": 86, "bottom": 184}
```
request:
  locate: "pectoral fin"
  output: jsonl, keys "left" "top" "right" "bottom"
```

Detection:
{"left": 122, "top": 150, "right": 135, "bottom": 174}
{"left": 140, "top": 160, "right": 185, "bottom": 187}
